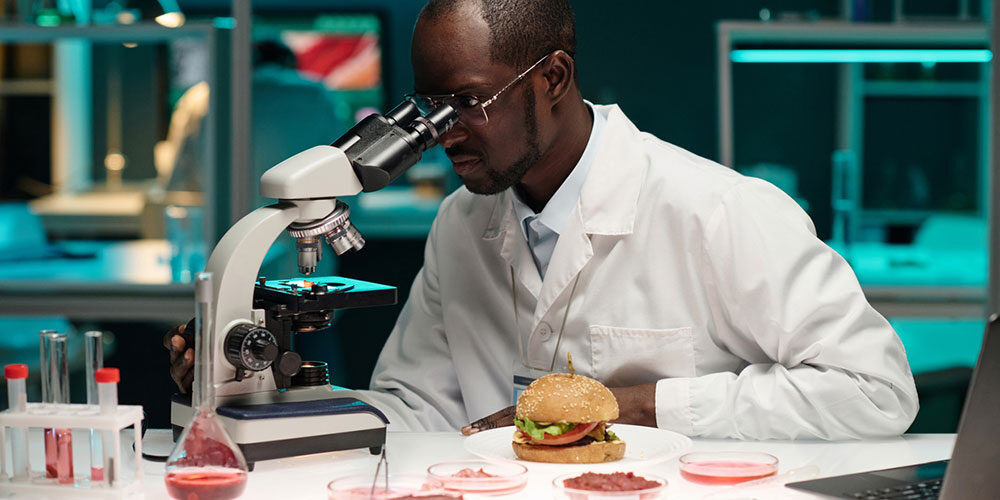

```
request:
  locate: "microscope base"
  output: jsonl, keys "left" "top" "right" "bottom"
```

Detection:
{"left": 170, "top": 395, "right": 388, "bottom": 469}
{"left": 170, "top": 424, "right": 385, "bottom": 470}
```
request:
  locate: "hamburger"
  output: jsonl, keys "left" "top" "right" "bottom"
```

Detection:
{"left": 512, "top": 373, "right": 625, "bottom": 463}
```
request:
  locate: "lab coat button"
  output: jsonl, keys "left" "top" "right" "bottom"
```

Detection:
{"left": 536, "top": 323, "right": 553, "bottom": 341}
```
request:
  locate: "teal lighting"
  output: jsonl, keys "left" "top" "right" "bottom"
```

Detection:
{"left": 35, "top": 8, "right": 63, "bottom": 27}
{"left": 213, "top": 17, "right": 236, "bottom": 29}
{"left": 730, "top": 49, "right": 993, "bottom": 64}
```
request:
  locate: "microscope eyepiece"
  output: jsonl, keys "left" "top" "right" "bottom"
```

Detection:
{"left": 409, "top": 104, "right": 459, "bottom": 153}
{"left": 329, "top": 99, "right": 460, "bottom": 193}
{"left": 384, "top": 100, "right": 421, "bottom": 128}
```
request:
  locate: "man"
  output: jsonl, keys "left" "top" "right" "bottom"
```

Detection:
{"left": 168, "top": 0, "right": 918, "bottom": 440}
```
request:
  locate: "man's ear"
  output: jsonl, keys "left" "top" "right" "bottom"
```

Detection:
{"left": 540, "top": 50, "right": 575, "bottom": 107}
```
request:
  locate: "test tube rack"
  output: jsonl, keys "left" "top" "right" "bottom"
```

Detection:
{"left": 0, "top": 402, "right": 143, "bottom": 499}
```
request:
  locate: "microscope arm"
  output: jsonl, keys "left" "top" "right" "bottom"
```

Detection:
{"left": 206, "top": 199, "right": 340, "bottom": 397}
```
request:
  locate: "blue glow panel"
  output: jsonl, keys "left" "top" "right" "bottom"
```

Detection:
{"left": 730, "top": 49, "right": 993, "bottom": 64}
{"left": 212, "top": 17, "right": 236, "bottom": 30}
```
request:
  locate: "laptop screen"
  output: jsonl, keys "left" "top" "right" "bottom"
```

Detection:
{"left": 939, "top": 313, "right": 1000, "bottom": 499}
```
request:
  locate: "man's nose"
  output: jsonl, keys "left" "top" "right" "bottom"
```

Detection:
{"left": 438, "top": 124, "right": 468, "bottom": 149}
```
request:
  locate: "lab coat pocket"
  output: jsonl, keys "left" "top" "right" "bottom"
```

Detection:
{"left": 589, "top": 325, "right": 696, "bottom": 387}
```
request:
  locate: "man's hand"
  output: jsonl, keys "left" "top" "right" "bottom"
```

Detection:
{"left": 461, "top": 405, "right": 515, "bottom": 436}
{"left": 163, "top": 323, "right": 194, "bottom": 394}
{"left": 609, "top": 383, "right": 657, "bottom": 427}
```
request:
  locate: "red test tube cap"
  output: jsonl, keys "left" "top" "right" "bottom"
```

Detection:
{"left": 95, "top": 367, "right": 120, "bottom": 383}
{"left": 5, "top": 364, "right": 28, "bottom": 379}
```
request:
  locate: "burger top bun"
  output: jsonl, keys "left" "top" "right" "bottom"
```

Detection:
{"left": 515, "top": 373, "right": 619, "bottom": 423}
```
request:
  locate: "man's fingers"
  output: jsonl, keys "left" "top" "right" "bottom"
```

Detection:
{"left": 461, "top": 406, "right": 516, "bottom": 435}
{"left": 179, "top": 368, "right": 194, "bottom": 395}
{"left": 162, "top": 323, "right": 187, "bottom": 351}
{"left": 170, "top": 348, "right": 194, "bottom": 393}
{"left": 171, "top": 335, "right": 186, "bottom": 352}
{"left": 171, "top": 347, "right": 192, "bottom": 369}
{"left": 168, "top": 336, "right": 186, "bottom": 363}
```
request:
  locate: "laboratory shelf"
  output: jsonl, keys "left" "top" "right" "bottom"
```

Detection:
{"left": 0, "top": 240, "right": 194, "bottom": 321}
{"left": 720, "top": 20, "right": 988, "bottom": 46}
{"left": 0, "top": 21, "right": 225, "bottom": 42}
{"left": 0, "top": 78, "right": 54, "bottom": 96}
{"left": 862, "top": 81, "right": 983, "bottom": 98}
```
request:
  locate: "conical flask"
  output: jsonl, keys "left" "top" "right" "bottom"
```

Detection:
{"left": 165, "top": 272, "right": 249, "bottom": 499}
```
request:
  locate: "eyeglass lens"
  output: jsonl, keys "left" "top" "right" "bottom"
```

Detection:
{"left": 410, "top": 95, "right": 488, "bottom": 126}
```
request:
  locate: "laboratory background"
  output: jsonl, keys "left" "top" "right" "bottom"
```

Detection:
{"left": 0, "top": 0, "right": 997, "bottom": 440}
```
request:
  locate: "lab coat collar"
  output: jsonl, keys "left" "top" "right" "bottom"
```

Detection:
{"left": 482, "top": 103, "right": 644, "bottom": 241}
{"left": 486, "top": 104, "right": 644, "bottom": 312}
{"left": 578, "top": 104, "right": 645, "bottom": 236}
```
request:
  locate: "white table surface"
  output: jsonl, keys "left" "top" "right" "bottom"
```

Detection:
{"left": 130, "top": 431, "right": 955, "bottom": 500}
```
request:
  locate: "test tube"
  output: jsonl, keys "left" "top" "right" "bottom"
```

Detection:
{"left": 95, "top": 368, "right": 119, "bottom": 486}
{"left": 38, "top": 329, "right": 57, "bottom": 405}
{"left": 43, "top": 332, "right": 74, "bottom": 484}
{"left": 85, "top": 331, "right": 104, "bottom": 481}
{"left": 193, "top": 272, "right": 215, "bottom": 410}
{"left": 40, "top": 331, "right": 57, "bottom": 479}
{"left": 4, "top": 364, "right": 30, "bottom": 481}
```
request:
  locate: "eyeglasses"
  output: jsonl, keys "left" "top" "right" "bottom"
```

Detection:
{"left": 406, "top": 53, "right": 552, "bottom": 127}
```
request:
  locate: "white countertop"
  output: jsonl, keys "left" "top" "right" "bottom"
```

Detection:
{"left": 133, "top": 430, "right": 955, "bottom": 499}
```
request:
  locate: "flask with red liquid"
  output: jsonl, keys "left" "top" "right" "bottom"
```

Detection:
{"left": 165, "top": 272, "right": 249, "bottom": 499}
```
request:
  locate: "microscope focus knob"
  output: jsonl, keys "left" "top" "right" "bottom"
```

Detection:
{"left": 276, "top": 351, "right": 303, "bottom": 378}
{"left": 224, "top": 324, "right": 279, "bottom": 372}
{"left": 251, "top": 339, "right": 279, "bottom": 363}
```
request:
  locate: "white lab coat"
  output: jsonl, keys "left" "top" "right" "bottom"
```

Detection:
{"left": 360, "top": 104, "right": 919, "bottom": 440}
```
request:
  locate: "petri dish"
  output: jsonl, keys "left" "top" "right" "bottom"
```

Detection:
{"left": 552, "top": 471, "right": 667, "bottom": 500}
{"left": 327, "top": 473, "right": 458, "bottom": 500}
{"left": 427, "top": 460, "right": 528, "bottom": 496}
{"left": 678, "top": 451, "right": 778, "bottom": 485}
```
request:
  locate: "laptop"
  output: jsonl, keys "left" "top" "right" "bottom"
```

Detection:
{"left": 787, "top": 313, "right": 1000, "bottom": 500}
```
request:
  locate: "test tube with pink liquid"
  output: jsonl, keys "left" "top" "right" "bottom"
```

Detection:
{"left": 41, "top": 332, "right": 73, "bottom": 484}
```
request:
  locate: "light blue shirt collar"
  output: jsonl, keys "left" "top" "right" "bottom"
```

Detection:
{"left": 511, "top": 102, "right": 606, "bottom": 275}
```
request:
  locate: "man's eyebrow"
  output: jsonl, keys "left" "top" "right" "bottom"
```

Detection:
{"left": 416, "top": 82, "right": 492, "bottom": 96}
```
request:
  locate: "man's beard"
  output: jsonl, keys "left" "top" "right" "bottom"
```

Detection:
{"left": 467, "top": 85, "right": 541, "bottom": 195}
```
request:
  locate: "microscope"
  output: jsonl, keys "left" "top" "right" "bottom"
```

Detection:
{"left": 170, "top": 100, "right": 458, "bottom": 468}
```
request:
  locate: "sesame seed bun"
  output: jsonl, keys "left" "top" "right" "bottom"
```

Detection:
{"left": 512, "top": 440, "right": 626, "bottom": 464}
{"left": 515, "top": 373, "right": 619, "bottom": 423}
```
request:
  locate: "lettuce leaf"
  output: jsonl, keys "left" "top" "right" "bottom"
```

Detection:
{"left": 514, "top": 417, "right": 576, "bottom": 440}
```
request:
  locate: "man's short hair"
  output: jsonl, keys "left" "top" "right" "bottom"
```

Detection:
{"left": 422, "top": 0, "right": 577, "bottom": 69}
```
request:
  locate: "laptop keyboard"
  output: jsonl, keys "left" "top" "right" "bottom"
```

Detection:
{"left": 846, "top": 479, "right": 942, "bottom": 499}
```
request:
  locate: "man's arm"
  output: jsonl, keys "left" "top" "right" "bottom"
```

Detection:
{"left": 654, "top": 179, "right": 918, "bottom": 440}
{"left": 357, "top": 209, "right": 468, "bottom": 432}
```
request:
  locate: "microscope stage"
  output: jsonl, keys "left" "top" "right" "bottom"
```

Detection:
{"left": 254, "top": 275, "right": 397, "bottom": 311}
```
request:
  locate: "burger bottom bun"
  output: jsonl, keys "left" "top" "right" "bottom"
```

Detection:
{"left": 511, "top": 440, "right": 626, "bottom": 464}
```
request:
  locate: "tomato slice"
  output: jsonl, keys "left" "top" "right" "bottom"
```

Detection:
{"left": 528, "top": 422, "right": 600, "bottom": 446}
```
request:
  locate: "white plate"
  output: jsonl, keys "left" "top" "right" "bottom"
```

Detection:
{"left": 463, "top": 424, "right": 692, "bottom": 470}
